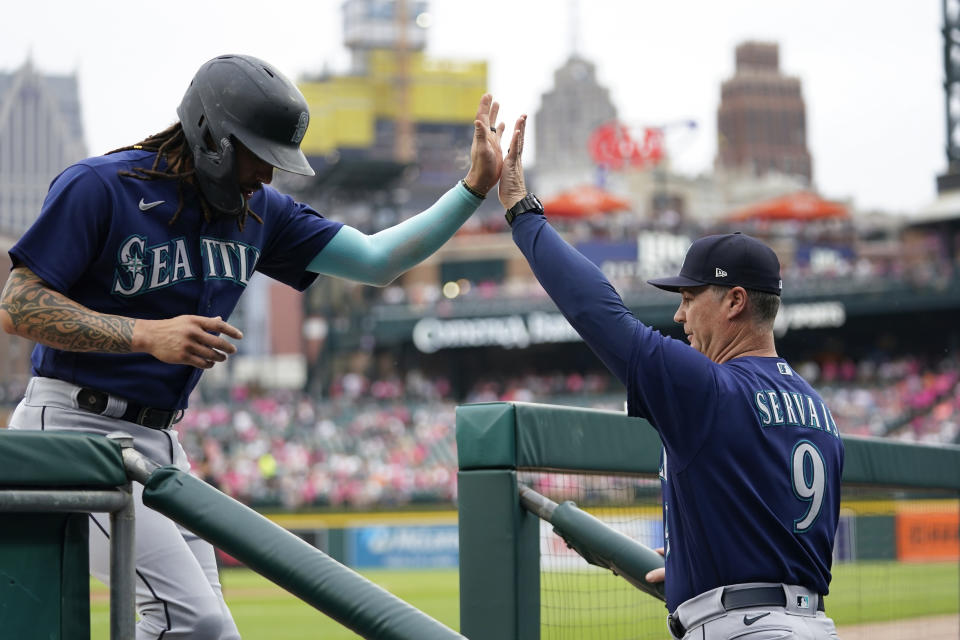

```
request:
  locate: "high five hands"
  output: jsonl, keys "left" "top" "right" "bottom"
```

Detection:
{"left": 462, "top": 96, "right": 531, "bottom": 206}
{"left": 463, "top": 94, "right": 506, "bottom": 196}
{"left": 498, "top": 114, "right": 529, "bottom": 211}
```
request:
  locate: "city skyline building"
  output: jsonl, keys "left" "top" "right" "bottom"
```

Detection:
{"left": 0, "top": 57, "right": 87, "bottom": 237}
{"left": 533, "top": 54, "right": 619, "bottom": 197}
{"left": 715, "top": 41, "right": 813, "bottom": 185}
{"left": 530, "top": 41, "right": 816, "bottom": 227}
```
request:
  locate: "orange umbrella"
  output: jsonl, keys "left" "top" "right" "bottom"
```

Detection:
{"left": 724, "top": 191, "right": 848, "bottom": 222}
{"left": 542, "top": 185, "right": 631, "bottom": 218}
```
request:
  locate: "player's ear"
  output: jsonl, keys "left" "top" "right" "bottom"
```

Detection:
{"left": 726, "top": 286, "right": 749, "bottom": 319}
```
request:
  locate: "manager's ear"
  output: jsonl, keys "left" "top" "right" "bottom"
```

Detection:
{"left": 725, "top": 286, "right": 749, "bottom": 320}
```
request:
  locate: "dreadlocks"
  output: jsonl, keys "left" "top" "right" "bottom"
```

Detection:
{"left": 108, "top": 123, "right": 262, "bottom": 231}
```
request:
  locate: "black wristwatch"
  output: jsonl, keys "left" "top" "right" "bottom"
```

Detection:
{"left": 505, "top": 193, "right": 544, "bottom": 226}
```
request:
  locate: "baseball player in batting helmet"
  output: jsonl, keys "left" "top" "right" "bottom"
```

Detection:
{"left": 498, "top": 114, "right": 844, "bottom": 640}
{"left": 0, "top": 53, "right": 507, "bottom": 638}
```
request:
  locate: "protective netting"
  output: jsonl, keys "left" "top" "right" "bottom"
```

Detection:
{"left": 518, "top": 471, "right": 959, "bottom": 640}
{"left": 519, "top": 471, "right": 666, "bottom": 640}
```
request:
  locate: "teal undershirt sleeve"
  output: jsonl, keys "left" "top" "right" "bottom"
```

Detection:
{"left": 307, "top": 182, "right": 483, "bottom": 285}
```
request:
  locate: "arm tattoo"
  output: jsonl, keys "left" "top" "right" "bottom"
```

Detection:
{"left": 0, "top": 268, "right": 134, "bottom": 353}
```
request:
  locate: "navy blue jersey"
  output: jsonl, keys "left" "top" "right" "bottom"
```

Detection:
{"left": 512, "top": 212, "right": 844, "bottom": 611}
{"left": 10, "top": 150, "right": 343, "bottom": 409}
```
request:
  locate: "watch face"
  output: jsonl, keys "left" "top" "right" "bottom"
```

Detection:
{"left": 506, "top": 194, "right": 543, "bottom": 225}
{"left": 511, "top": 195, "right": 541, "bottom": 214}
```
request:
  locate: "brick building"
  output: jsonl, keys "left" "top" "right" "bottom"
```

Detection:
{"left": 715, "top": 41, "right": 812, "bottom": 185}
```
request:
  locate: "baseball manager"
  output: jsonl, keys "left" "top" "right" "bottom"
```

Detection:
{"left": 499, "top": 114, "right": 844, "bottom": 640}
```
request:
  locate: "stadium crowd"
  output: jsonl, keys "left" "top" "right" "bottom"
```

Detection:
{"left": 164, "top": 352, "right": 959, "bottom": 510}
{"left": 0, "top": 349, "right": 953, "bottom": 511}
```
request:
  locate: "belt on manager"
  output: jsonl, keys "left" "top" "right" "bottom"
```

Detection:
{"left": 76, "top": 387, "right": 183, "bottom": 430}
{"left": 667, "top": 584, "right": 825, "bottom": 639}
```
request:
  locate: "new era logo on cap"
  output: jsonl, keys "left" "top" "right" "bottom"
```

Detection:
{"left": 647, "top": 232, "right": 783, "bottom": 296}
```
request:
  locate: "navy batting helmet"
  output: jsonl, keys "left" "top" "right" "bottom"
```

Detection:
{"left": 177, "top": 54, "right": 315, "bottom": 214}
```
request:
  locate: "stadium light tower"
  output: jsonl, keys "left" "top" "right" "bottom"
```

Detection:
{"left": 940, "top": 0, "right": 960, "bottom": 191}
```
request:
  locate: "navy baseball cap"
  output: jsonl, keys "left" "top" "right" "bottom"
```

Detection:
{"left": 647, "top": 232, "right": 783, "bottom": 296}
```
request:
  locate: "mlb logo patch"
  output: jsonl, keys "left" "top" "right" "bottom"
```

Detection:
{"left": 777, "top": 362, "right": 793, "bottom": 376}
{"left": 796, "top": 595, "right": 810, "bottom": 609}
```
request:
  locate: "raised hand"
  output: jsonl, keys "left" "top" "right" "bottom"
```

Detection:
{"left": 499, "top": 114, "right": 529, "bottom": 210}
{"left": 133, "top": 315, "right": 243, "bottom": 369}
{"left": 463, "top": 94, "right": 506, "bottom": 196}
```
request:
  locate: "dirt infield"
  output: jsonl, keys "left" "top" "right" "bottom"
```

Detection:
{"left": 837, "top": 614, "right": 958, "bottom": 640}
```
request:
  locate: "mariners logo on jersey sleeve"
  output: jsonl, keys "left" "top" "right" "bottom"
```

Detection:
{"left": 112, "top": 234, "right": 260, "bottom": 296}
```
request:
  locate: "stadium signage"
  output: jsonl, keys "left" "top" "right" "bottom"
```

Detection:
{"left": 348, "top": 525, "right": 460, "bottom": 569}
{"left": 412, "top": 301, "right": 846, "bottom": 352}
{"left": 774, "top": 301, "right": 846, "bottom": 336}
{"left": 412, "top": 312, "right": 581, "bottom": 353}
{"left": 576, "top": 232, "right": 690, "bottom": 283}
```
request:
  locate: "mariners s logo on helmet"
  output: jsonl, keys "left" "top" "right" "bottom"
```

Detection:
{"left": 292, "top": 112, "right": 308, "bottom": 144}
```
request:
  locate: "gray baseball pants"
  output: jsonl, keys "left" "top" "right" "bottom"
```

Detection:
{"left": 9, "top": 377, "right": 242, "bottom": 640}
{"left": 667, "top": 583, "right": 840, "bottom": 640}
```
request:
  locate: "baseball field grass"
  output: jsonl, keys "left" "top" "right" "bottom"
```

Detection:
{"left": 90, "top": 567, "right": 460, "bottom": 639}
{"left": 90, "top": 561, "right": 957, "bottom": 639}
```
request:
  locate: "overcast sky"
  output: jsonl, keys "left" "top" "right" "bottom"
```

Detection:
{"left": 1, "top": 0, "right": 947, "bottom": 215}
